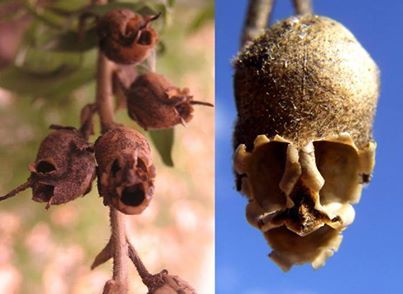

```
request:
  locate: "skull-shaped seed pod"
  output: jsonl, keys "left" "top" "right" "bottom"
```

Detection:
{"left": 95, "top": 126, "right": 156, "bottom": 215}
{"left": 233, "top": 15, "right": 379, "bottom": 270}
{"left": 0, "top": 126, "right": 96, "bottom": 207}
{"left": 126, "top": 72, "right": 213, "bottom": 130}
{"left": 97, "top": 9, "right": 159, "bottom": 65}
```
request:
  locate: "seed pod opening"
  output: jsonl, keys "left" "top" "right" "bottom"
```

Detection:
{"left": 95, "top": 127, "right": 156, "bottom": 215}
{"left": 97, "top": 9, "right": 159, "bottom": 64}
{"left": 127, "top": 72, "right": 212, "bottom": 130}
{"left": 233, "top": 15, "right": 380, "bottom": 270}
{"left": 0, "top": 126, "right": 96, "bottom": 207}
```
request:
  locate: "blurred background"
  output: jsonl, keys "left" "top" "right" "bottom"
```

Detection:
{"left": 216, "top": 0, "right": 403, "bottom": 293}
{"left": 0, "top": 0, "right": 214, "bottom": 293}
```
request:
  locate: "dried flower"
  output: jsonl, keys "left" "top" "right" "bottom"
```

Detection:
{"left": 127, "top": 72, "right": 213, "bottom": 130}
{"left": 97, "top": 9, "right": 159, "bottom": 64}
{"left": 0, "top": 125, "right": 96, "bottom": 207}
{"left": 95, "top": 127, "right": 156, "bottom": 215}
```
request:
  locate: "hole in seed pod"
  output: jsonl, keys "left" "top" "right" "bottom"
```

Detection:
{"left": 36, "top": 161, "right": 56, "bottom": 173}
{"left": 121, "top": 184, "right": 145, "bottom": 206}
{"left": 111, "top": 159, "right": 121, "bottom": 177}
{"left": 36, "top": 183, "right": 55, "bottom": 202}
{"left": 138, "top": 30, "right": 152, "bottom": 45}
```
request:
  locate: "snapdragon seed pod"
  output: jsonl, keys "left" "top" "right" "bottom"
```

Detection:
{"left": 97, "top": 9, "right": 159, "bottom": 65}
{"left": 0, "top": 126, "right": 96, "bottom": 207}
{"left": 95, "top": 127, "right": 156, "bottom": 215}
{"left": 127, "top": 72, "right": 213, "bottom": 130}
{"left": 233, "top": 15, "right": 379, "bottom": 270}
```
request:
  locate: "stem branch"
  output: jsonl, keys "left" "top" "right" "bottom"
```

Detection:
{"left": 93, "top": 0, "right": 129, "bottom": 291}
{"left": 241, "top": 0, "right": 275, "bottom": 48}
{"left": 292, "top": 0, "right": 313, "bottom": 15}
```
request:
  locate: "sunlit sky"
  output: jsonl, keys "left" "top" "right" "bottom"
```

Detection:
{"left": 216, "top": 1, "right": 403, "bottom": 293}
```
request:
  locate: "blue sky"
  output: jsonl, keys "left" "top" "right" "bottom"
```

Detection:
{"left": 216, "top": 1, "right": 403, "bottom": 293}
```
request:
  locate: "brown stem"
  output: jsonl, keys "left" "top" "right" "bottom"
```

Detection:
{"left": 292, "top": 0, "right": 313, "bottom": 15}
{"left": 110, "top": 208, "right": 129, "bottom": 289}
{"left": 96, "top": 53, "right": 115, "bottom": 133}
{"left": 0, "top": 180, "right": 31, "bottom": 201}
{"left": 127, "top": 240, "right": 152, "bottom": 282}
{"left": 93, "top": 0, "right": 129, "bottom": 292}
{"left": 241, "top": 0, "right": 275, "bottom": 48}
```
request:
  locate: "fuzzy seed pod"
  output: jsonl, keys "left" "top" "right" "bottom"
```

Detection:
{"left": 0, "top": 126, "right": 96, "bottom": 207}
{"left": 146, "top": 271, "right": 196, "bottom": 294}
{"left": 97, "top": 9, "right": 159, "bottom": 64}
{"left": 127, "top": 72, "right": 213, "bottom": 130}
{"left": 233, "top": 15, "right": 379, "bottom": 270}
{"left": 95, "top": 127, "right": 156, "bottom": 215}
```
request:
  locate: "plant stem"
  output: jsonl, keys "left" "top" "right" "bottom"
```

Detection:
{"left": 93, "top": 0, "right": 129, "bottom": 292}
{"left": 110, "top": 208, "right": 129, "bottom": 289}
{"left": 241, "top": 0, "right": 275, "bottom": 48}
{"left": 292, "top": 0, "right": 313, "bottom": 15}
{"left": 96, "top": 53, "right": 115, "bottom": 132}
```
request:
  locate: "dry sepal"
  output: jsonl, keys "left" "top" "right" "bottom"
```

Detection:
{"left": 233, "top": 15, "right": 380, "bottom": 270}
{"left": 95, "top": 126, "right": 156, "bottom": 215}
{"left": 97, "top": 9, "right": 159, "bottom": 64}
{"left": 0, "top": 125, "right": 96, "bottom": 207}
{"left": 127, "top": 72, "right": 213, "bottom": 130}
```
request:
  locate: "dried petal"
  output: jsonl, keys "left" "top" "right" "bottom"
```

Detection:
{"left": 97, "top": 9, "right": 159, "bottom": 64}
{"left": 127, "top": 72, "right": 212, "bottom": 130}
{"left": 95, "top": 127, "right": 156, "bottom": 215}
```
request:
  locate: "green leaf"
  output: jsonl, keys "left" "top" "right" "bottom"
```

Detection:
{"left": 47, "top": 0, "right": 88, "bottom": 15}
{"left": 45, "top": 28, "right": 98, "bottom": 52}
{"left": 0, "top": 65, "right": 95, "bottom": 98}
{"left": 187, "top": 3, "right": 214, "bottom": 33}
{"left": 149, "top": 129, "right": 174, "bottom": 167}
{"left": 86, "top": 2, "right": 166, "bottom": 17}
{"left": 167, "top": 0, "right": 175, "bottom": 7}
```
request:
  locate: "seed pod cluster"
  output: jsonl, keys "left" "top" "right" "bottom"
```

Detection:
{"left": 95, "top": 127, "right": 156, "bottom": 215}
{"left": 97, "top": 9, "right": 159, "bottom": 64}
{"left": 0, "top": 126, "right": 96, "bottom": 207}
{"left": 233, "top": 15, "right": 379, "bottom": 270}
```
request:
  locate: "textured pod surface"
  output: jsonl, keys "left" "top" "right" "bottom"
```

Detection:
{"left": 234, "top": 14, "right": 379, "bottom": 150}
{"left": 233, "top": 15, "right": 379, "bottom": 270}
{"left": 150, "top": 272, "right": 196, "bottom": 294}
{"left": 127, "top": 72, "right": 195, "bottom": 130}
{"left": 29, "top": 126, "right": 96, "bottom": 206}
{"left": 95, "top": 127, "right": 156, "bottom": 215}
{"left": 97, "top": 9, "right": 158, "bottom": 64}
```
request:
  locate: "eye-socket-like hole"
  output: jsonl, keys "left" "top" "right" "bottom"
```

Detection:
{"left": 137, "top": 30, "right": 152, "bottom": 45}
{"left": 248, "top": 141, "right": 288, "bottom": 212}
{"left": 313, "top": 141, "right": 360, "bottom": 204}
{"left": 36, "top": 161, "right": 56, "bottom": 173}
{"left": 111, "top": 159, "right": 121, "bottom": 177}
{"left": 121, "top": 184, "right": 145, "bottom": 207}
{"left": 35, "top": 183, "right": 55, "bottom": 202}
{"left": 136, "top": 158, "right": 147, "bottom": 170}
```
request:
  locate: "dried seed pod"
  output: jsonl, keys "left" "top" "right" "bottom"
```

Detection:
{"left": 0, "top": 126, "right": 96, "bottom": 207}
{"left": 150, "top": 271, "right": 196, "bottom": 294}
{"left": 95, "top": 127, "right": 156, "bottom": 215}
{"left": 127, "top": 72, "right": 213, "bottom": 130}
{"left": 97, "top": 9, "right": 159, "bottom": 64}
{"left": 233, "top": 15, "right": 379, "bottom": 270}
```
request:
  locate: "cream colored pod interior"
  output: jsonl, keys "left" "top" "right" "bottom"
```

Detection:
{"left": 233, "top": 15, "right": 379, "bottom": 271}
